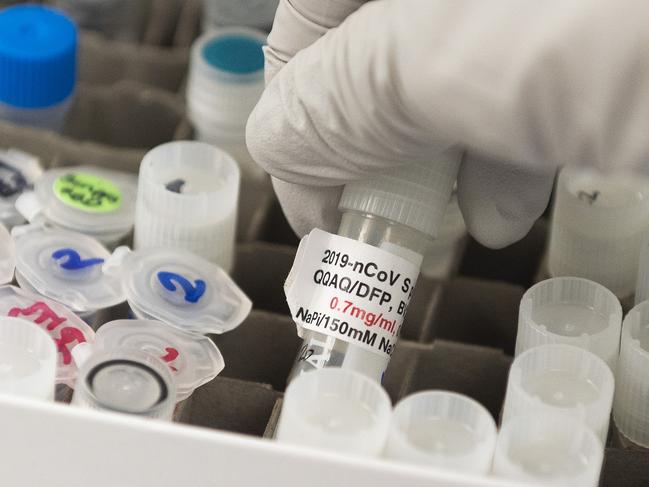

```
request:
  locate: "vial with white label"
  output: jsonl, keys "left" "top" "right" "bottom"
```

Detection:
{"left": 0, "top": 5, "right": 77, "bottom": 131}
{"left": 548, "top": 166, "right": 649, "bottom": 299}
{"left": 516, "top": 277, "right": 623, "bottom": 369}
{"left": 275, "top": 368, "right": 392, "bottom": 457}
{"left": 12, "top": 224, "right": 126, "bottom": 329}
{"left": 286, "top": 153, "right": 460, "bottom": 383}
{"left": 502, "top": 344, "right": 614, "bottom": 443}
{"left": 0, "top": 149, "right": 42, "bottom": 229}
{"left": 104, "top": 246, "right": 251, "bottom": 336}
{"left": 16, "top": 165, "right": 137, "bottom": 249}
{"left": 187, "top": 28, "right": 267, "bottom": 181}
{"left": 72, "top": 348, "right": 176, "bottom": 420}
{"left": 134, "top": 141, "right": 240, "bottom": 272}
{"left": 384, "top": 391, "right": 497, "bottom": 475}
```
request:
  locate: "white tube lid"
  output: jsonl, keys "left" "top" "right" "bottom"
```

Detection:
{"left": 339, "top": 151, "right": 461, "bottom": 238}
{"left": 0, "top": 148, "right": 42, "bottom": 227}
{"left": 72, "top": 348, "right": 176, "bottom": 420}
{"left": 613, "top": 300, "right": 649, "bottom": 448}
{"left": 384, "top": 390, "right": 496, "bottom": 475}
{"left": 0, "top": 316, "right": 57, "bottom": 401}
{"left": 11, "top": 224, "right": 125, "bottom": 313}
{"left": 95, "top": 319, "right": 225, "bottom": 401}
{"left": 515, "top": 277, "right": 622, "bottom": 369}
{"left": 502, "top": 344, "right": 614, "bottom": 443}
{"left": 492, "top": 412, "right": 604, "bottom": 487}
{"left": 0, "top": 285, "right": 95, "bottom": 387}
{"left": 548, "top": 166, "right": 649, "bottom": 298}
{"left": 104, "top": 246, "right": 251, "bottom": 336}
{"left": 276, "top": 368, "right": 392, "bottom": 457}
{"left": 134, "top": 141, "right": 240, "bottom": 272}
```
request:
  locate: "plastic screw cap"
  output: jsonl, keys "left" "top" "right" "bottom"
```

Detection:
{"left": 0, "top": 316, "right": 57, "bottom": 400}
{"left": 516, "top": 277, "right": 622, "bottom": 369}
{"left": 72, "top": 348, "right": 176, "bottom": 420}
{"left": 612, "top": 300, "right": 649, "bottom": 448}
{"left": 0, "top": 5, "right": 77, "bottom": 108}
{"left": 96, "top": 319, "right": 225, "bottom": 401}
{"left": 134, "top": 141, "right": 240, "bottom": 272}
{"left": 12, "top": 224, "right": 126, "bottom": 313}
{"left": 548, "top": 166, "right": 649, "bottom": 298}
{"left": 502, "top": 344, "right": 614, "bottom": 443}
{"left": 492, "top": 412, "right": 604, "bottom": 487}
{"left": 276, "top": 368, "right": 392, "bottom": 457}
{"left": 384, "top": 391, "right": 496, "bottom": 475}
{"left": 0, "top": 285, "right": 95, "bottom": 387}
{"left": 339, "top": 152, "right": 461, "bottom": 239}
{"left": 0, "top": 148, "right": 43, "bottom": 228}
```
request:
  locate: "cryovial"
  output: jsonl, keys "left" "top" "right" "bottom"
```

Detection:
{"left": 0, "top": 316, "right": 57, "bottom": 401}
{"left": 384, "top": 391, "right": 497, "bottom": 475}
{"left": 285, "top": 153, "right": 460, "bottom": 383}
{"left": 12, "top": 224, "right": 126, "bottom": 329}
{"left": 0, "top": 149, "right": 42, "bottom": 228}
{"left": 0, "top": 285, "right": 95, "bottom": 390}
{"left": 51, "top": 0, "right": 150, "bottom": 43}
{"left": 516, "top": 277, "right": 622, "bottom": 369}
{"left": 0, "top": 5, "right": 76, "bottom": 131}
{"left": 187, "top": 28, "right": 267, "bottom": 180}
{"left": 16, "top": 165, "right": 137, "bottom": 249}
{"left": 104, "top": 246, "right": 251, "bottom": 336}
{"left": 275, "top": 368, "right": 392, "bottom": 457}
{"left": 492, "top": 412, "right": 604, "bottom": 487}
{"left": 548, "top": 166, "right": 649, "bottom": 299}
{"left": 502, "top": 344, "right": 614, "bottom": 443}
{"left": 95, "top": 319, "right": 225, "bottom": 401}
{"left": 613, "top": 300, "right": 649, "bottom": 448}
{"left": 72, "top": 348, "right": 175, "bottom": 420}
{"left": 134, "top": 141, "right": 240, "bottom": 272}
{"left": 202, "top": 0, "right": 279, "bottom": 32}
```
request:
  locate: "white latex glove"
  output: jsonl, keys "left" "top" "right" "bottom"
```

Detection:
{"left": 247, "top": 0, "right": 649, "bottom": 248}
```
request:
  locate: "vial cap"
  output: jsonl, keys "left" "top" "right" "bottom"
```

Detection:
{"left": 503, "top": 344, "right": 614, "bottom": 444}
{"left": 12, "top": 224, "right": 125, "bottom": 312}
{"left": 515, "top": 277, "right": 622, "bottom": 370}
{"left": 0, "top": 148, "right": 43, "bottom": 227}
{"left": 72, "top": 348, "right": 176, "bottom": 420}
{"left": 339, "top": 152, "right": 460, "bottom": 238}
{"left": 17, "top": 165, "right": 137, "bottom": 241}
{"left": 0, "top": 5, "right": 77, "bottom": 108}
{"left": 0, "top": 316, "right": 57, "bottom": 400}
{"left": 276, "top": 368, "right": 392, "bottom": 457}
{"left": 96, "top": 319, "right": 225, "bottom": 401}
{"left": 384, "top": 391, "right": 497, "bottom": 474}
{"left": 106, "top": 247, "right": 251, "bottom": 335}
{"left": 134, "top": 141, "right": 240, "bottom": 272}
{"left": 0, "top": 285, "right": 95, "bottom": 386}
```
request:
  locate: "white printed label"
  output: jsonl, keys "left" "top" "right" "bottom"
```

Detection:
{"left": 284, "top": 229, "right": 420, "bottom": 358}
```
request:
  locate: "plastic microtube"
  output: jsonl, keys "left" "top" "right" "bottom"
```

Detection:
{"left": 384, "top": 391, "right": 496, "bottom": 475}
{"left": 502, "top": 344, "right": 614, "bottom": 443}
{"left": 16, "top": 165, "right": 138, "bottom": 249}
{"left": 51, "top": 0, "right": 150, "bottom": 43}
{"left": 548, "top": 166, "right": 649, "bottom": 299}
{"left": 201, "top": 0, "right": 279, "bottom": 31}
{"left": 420, "top": 192, "right": 467, "bottom": 279}
{"left": 612, "top": 300, "right": 649, "bottom": 448}
{"left": 72, "top": 349, "right": 176, "bottom": 420}
{"left": 134, "top": 141, "right": 240, "bottom": 272}
{"left": 289, "top": 153, "right": 461, "bottom": 383}
{"left": 187, "top": 28, "right": 267, "bottom": 181}
{"left": 275, "top": 368, "right": 392, "bottom": 457}
{"left": 492, "top": 412, "right": 604, "bottom": 487}
{"left": 0, "top": 5, "right": 76, "bottom": 131}
{"left": 0, "top": 316, "right": 57, "bottom": 400}
{"left": 515, "top": 277, "right": 622, "bottom": 369}
{"left": 0, "top": 148, "right": 42, "bottom": 229}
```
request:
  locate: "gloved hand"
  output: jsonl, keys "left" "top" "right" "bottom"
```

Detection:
{"left": 247, "top": 0, "right": 649, "bottom": 248}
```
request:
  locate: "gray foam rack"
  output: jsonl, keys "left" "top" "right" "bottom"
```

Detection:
{"left": 0, "top": 1, "right": 645, "bottom": 486}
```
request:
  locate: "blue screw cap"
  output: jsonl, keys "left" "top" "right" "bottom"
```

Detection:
{"left": 0, "top": 5, "right": 77, "bottom": 108}
{"left": 202, "top": 34, "right": 264, "bottom": 75}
